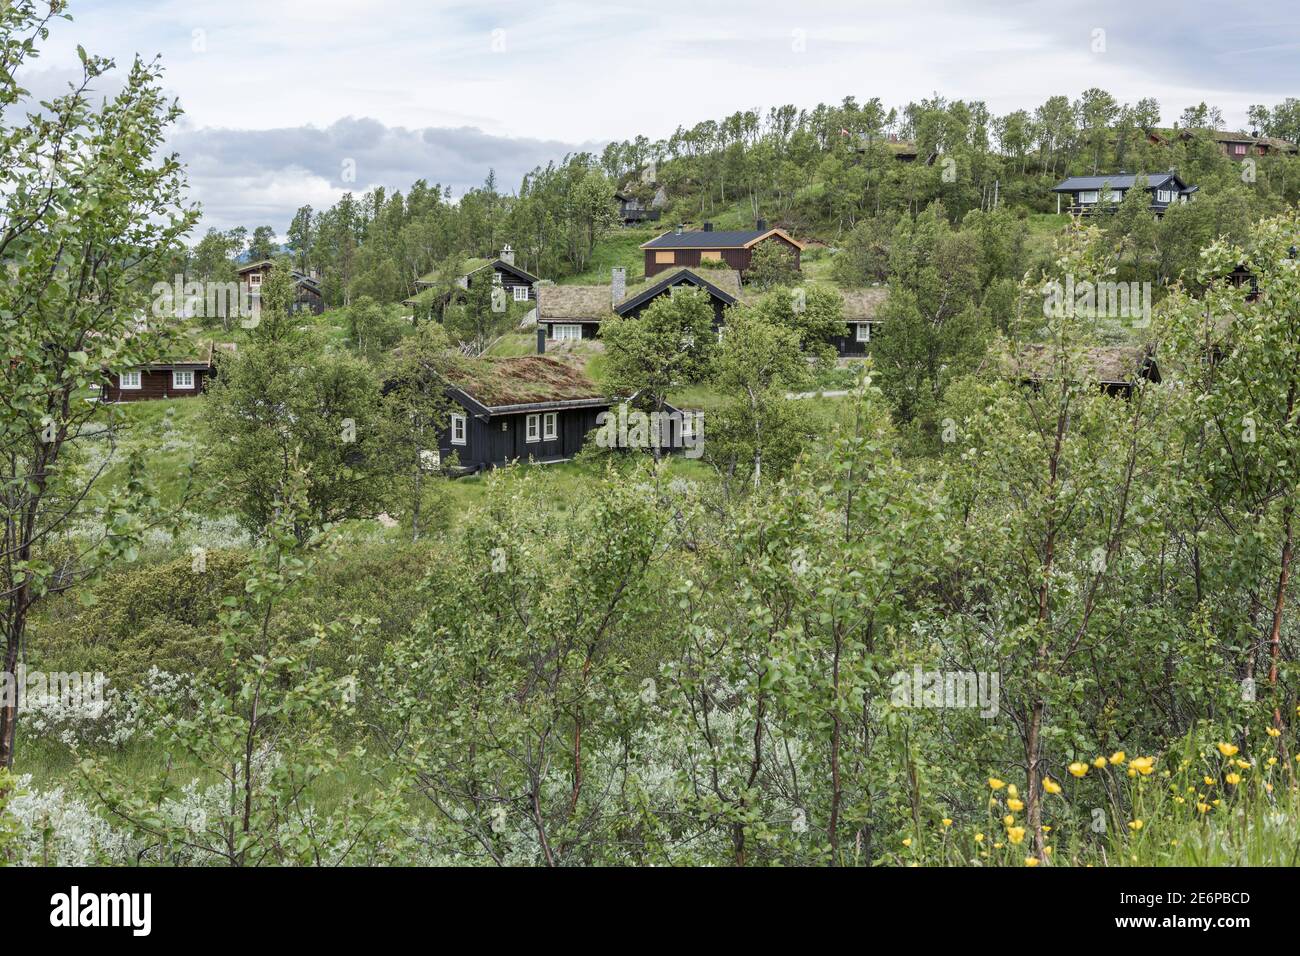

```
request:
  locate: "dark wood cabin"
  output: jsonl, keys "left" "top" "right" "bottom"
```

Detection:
{"left": 1050, "top": 172, "right": 1197, "bottom": 216}
{"left": 828, "top": 287, "right": 889, "bottom": 356}
{"left": 1008, "top": 343, "right": 1161, "bottom": 399}
{"left": 437, "top": 356, "right": 611, "bottom": 472}
{"left": 640, "top": 221, "right": 804, "bottom": 277}
{"left": 100, "top": 341, "right": 231, "bottom": 402}
{"left": 615, "top": 191, "right": 662, "bottom": 225}
{"left": 535, "top": 267, "right": 741, "bottom": 342}
{"left": 404, "top": 248, "right": 541, "bottom": 315}
{"left": 236, "top": 260, "right": 325, "bottom": 317}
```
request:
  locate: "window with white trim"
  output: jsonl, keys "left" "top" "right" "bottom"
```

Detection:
{"left": 512, "top": 284, "right": 529, "bottom": 302}
{"left": 525, "top": 414, "right": 540, "bottom": 443}
{"left": 543, "top": 412, "right": 558, "bottom": 441}
{"left": 553, "top": 324, "right": 581, "bottom": 341}
{"left": 172, "top": 369, "right": 195, "bottom": 389}
{"left": 1077, "top": 190, "right": 1099, "bottom": 204}
{"left": 120, "top": 370, "right": 142, "bottom": 389}
{"left": 855, "top": 323, "right": 871, "bottom": 343}
{"left": 1106, "top": 189, "right": 1124, "bottom": 202}
{"left": 450, "top": 413, "right": 467, "bottom": 446}
{"left": 249, "top": 273, "right": 262, "bottom": 286}
{"left": 1232, "top": 143, "right": 1247, "bottom": 156}
{"left": 1156, "top": 189, "right": 1174, "bottom": 203}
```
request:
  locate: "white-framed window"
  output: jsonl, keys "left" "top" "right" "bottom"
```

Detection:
{"left": 120, "top": 370, "right": 142, "bottom": 390}
{"left": 249, "top": 273, "right": 262, "bottom": 286}
{"left": 172, "top": 369, "right": 195, "bottom": 389}
{"left": 525, "top": 414, "right": 540, "bottom": 443}
{"left": 1156, "top": 189, "right": 1174, "bottom": 203}
{"left": 553, "top": 324, "right": 582, "bottom": 341}
{"left": 1077, "top": 190, "right": 1099, "bottom": 204}
{"left": 512, "top": 284, "right": 529, "bottom": 302}
{"left": 1232, "top": 143, "right": 1247, "bottom": 156}
{"left": 1106, "top": 189, "right": 1124, "bottom": 202}
{"left": 543, "top": 412, "right": 558, "bottom": 441}
{"left": 450, "top": 413, "right": 466, "bottom": 446}
{"left": 855, "top": 323, "right": 871, "bottom": 343}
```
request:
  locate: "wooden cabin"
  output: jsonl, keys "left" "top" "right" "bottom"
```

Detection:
{"left": 535, "top": 267, "right": 742, "bottom": 342}
{"left": 436, "top": 356, "right": 611, "bottom": 472}
{"left": 236, "top": 260, "right": 325, "bottom": 317}
{"left": 614, "top": 191, "right": 662, "bottom": 225}
{"left": 100, "top": 341, "right": 231, "bottom": 402}
{"left": 1007, "top": 343, "right": 1161, "bottom": 398}
{"left": 828, "top": 287, "right": 889, "bottom": 356}
{"left": 640, "top": 221, "right": 804, "bottom": 277}
{"left": 1050, "top": 172, "right": 1197, "bottom": 216}
{"left": 404, "top": 247, "right": 540, "bottom": 312}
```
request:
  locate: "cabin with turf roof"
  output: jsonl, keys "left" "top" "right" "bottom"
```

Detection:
{"left": 436, "top": 356, "right": 611, "bottom": 471}
{"left": 828, "top": 287, "right": 890, "bottom": 356}
{"left": 1007, "top": 343, "right": 1161, "bottom": 398}
{"left": 100, "top": 341, "right": 234, "bottom": 403}
{"left": 536, "top": 267, "right": 742, "bottom": 343}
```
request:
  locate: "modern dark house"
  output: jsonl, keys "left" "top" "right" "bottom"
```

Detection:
{"left": 1008, "top": 343, "right": 1161, "bottom": 398}
{"left": 640, "top": 221, "right": 804, "bottom": 277}
{"left": 828, "top": 288, "right": 890, "bottom": 356}
{"left": 1050, "top": 172, "right": 1197, "bottom": 216}
{"left": 100, "top": 341, "right": 233, "bottom": 403}
{"left": 535, "top": 267, "right": 742, "bottom": 342}
{"left": 436, "top": 356, "right": 611, "bottom": 471}
{"left": 236, "top": 260, "right": 325, "bottom": 317}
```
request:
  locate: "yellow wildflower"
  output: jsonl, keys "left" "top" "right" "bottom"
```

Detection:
{"left": 1092, "top": 756, "right": 1107, "bottom": 769}
{"left": 1003, "top": 814, "right": 1015, "bottom": 827}
{"left": 1007, "top": 798, "right": 1024, "bottom": 812}
{"left": 974, "top": 833, "right": 984, "bottom": 843}
{"left": 1068, "top": 762, "right": 1089, "bottom": 778}
{"left": 988, "top": 778, "right": 1006, "bottom": 790}
{"left": 1128, "top": 819, "right": 1143, "bottom": 831}
{"left": 1267, "top": 727, "right": 1281, "bottom": 738}
{"left": 1043, "top": 778, "right": 1062, "bottom": 795}
{"left": 1130, "top": 756, "right": 1155, "bottom": 775}
{"left": 1225, "top": 773, "right": 1241, "bottom": 786}
{"left": 1216, "top": 742, "right": 1238, "bottom": 758}
{"left": 1024, "top": 856, "right": 1040, "bottom": 867}
{"left": 942, "top": 818, "right": 953, "bottom": 827}
{"left": 1109, "top": 751, "right": 1126, "bottom": 765}
{"left": 1007, "top": 826, "right": 1026, "bottom": 845}
{"left": 902, "top": 837, "right": 912, "bottom": 847}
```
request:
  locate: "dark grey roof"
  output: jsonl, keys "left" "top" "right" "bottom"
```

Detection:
{"left": 643, "top": 229, "right": 767, "bottom": 249}
{"left": 1051, "top": 173, "right": 1181, "bottom": 193}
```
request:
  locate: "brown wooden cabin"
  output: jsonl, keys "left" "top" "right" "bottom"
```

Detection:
{"left": 640, "top": 221, "right": 804, "bottom": 278}
{"left": 535, "top": 267, "right": 741, "bottom": 342}
{"left": 1050, "top": 172, "right": 1197, "bottom": 216}
{"left": 436, "top": 356, "right": 611, "bottom": 472}
{"left": 236, "top": 260, "right": 325, "bottom": 318}
{"left": 100, "top": 341, "right": 232, "bottom": 402}
{"left": 403, "top": 247, "right": 540, "bottom": 315}
{"left": 1008, "top": 343, "right": 1161, "bottom": 399}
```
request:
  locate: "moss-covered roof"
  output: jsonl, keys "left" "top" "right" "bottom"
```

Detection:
{"left": 537, "top": 267, "right": 744, "bottom": 321}
{"left": 444, "top": 355, "right": 605, "bottom": 409}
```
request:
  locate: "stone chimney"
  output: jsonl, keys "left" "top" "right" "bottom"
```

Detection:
{"left": 675, "top": 223, "right": 684, "bottom": 235}
{"left": 500, "top": 243, "right": 515, "bottom": 266}
{"left": 611, "top": 267, "right": 626, "bottom": 305}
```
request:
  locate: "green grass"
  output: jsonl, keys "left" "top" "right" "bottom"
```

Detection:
{"left": 562, "top": 227, "right": 661, "bottom": 285}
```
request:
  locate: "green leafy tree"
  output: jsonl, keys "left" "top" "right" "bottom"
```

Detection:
{"left": 0, "top": 1, "right": 196, "bottom": 768}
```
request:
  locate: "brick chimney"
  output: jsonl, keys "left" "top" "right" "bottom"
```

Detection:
{"left": 500, "top": 243, "right": 515, "bottom": 265}
{"left": 611, "top": 267, "right": 626, "bottom": 306}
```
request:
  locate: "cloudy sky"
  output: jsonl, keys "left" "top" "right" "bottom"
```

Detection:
{"left": 18, "top": 0, "right": 1300, "bottom": 236}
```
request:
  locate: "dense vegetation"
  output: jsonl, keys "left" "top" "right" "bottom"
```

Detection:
{"left": 4, "top": 1, "right": 1300, "bottom": 868}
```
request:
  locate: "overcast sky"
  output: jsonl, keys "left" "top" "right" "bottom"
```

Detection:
{"left": 17, "top": 0, "right": 1300, "bottom": 236}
